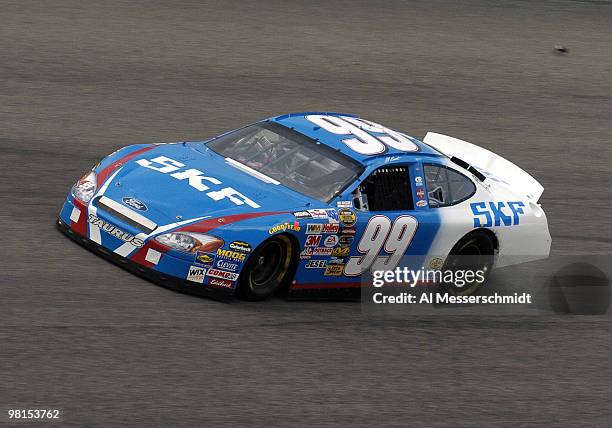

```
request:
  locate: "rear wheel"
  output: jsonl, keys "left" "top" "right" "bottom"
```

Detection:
{"left": 442, "top": 230, "right": 496, "bottom": 296}
{"left": 237, "top": 235, "right": 294, "bottom": 301}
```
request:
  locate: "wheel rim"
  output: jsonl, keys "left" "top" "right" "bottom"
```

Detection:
{"left": 448, "top": 238, "right": 492, "bottom": 295}
{"left": 250, "top": 240, "right": 286, "bottom": 287}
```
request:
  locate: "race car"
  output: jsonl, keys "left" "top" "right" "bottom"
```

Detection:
{"left": 57, "top": 112, "right": 551, "bottom": 300}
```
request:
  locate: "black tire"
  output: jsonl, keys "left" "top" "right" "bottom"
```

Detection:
{"left": 442, "top": 230, "right": 496, "bottom": 296}
{"left": 236, "top": 235, "right": 294, "bottom": 301}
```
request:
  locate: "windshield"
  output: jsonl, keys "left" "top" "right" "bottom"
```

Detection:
{"left": 206, "top": 122, "right": 364, "bottom": 202}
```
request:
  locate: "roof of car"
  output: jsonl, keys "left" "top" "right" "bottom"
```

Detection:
{"left": 267, "top": 112, "right": 443, "bottom": 163}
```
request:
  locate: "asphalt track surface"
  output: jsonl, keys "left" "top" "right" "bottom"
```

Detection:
{"left": 2, "top": 1, "right": 612, "bottom": 426}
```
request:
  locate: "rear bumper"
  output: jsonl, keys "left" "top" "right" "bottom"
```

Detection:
{"left": 57, "top": 217, "right": 233, "bottom": 301}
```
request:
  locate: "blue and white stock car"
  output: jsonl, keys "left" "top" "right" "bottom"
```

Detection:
{"left": 58, "top": 113, "right": 551, "bottom": 300}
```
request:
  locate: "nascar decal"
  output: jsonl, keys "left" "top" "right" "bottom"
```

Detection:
{"left": 269, "top": 222, "right": 300, "bottom": 234}
{"left": 305, "top": 115, "right": 419, "bottom": 155}
{"left": 187, "top": 266, "right": 206, "bottom": 283}
{"left": 207, "top": 268, "right": 239, "bottom": 281}
{"left": 88, "top": 214, "right": 144, "bottom": 247}
{"left": 345, "top": 215, "right": 418, "bottom": 276}
{"left": 136, "top": 156, "right": 260, "bottom": 208}
{"left": 470, "top": 201, "right": 525, "bottom": 227}
{"left": 338, "top": 208, "right": 356, "bottom": 227}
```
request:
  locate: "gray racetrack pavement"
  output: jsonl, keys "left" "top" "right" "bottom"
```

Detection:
{"left": 1, "top": 1, "right": 611, "bottom": 426}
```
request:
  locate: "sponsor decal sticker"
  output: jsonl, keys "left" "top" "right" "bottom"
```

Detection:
{"left": 328, "top": 257, "right": 345, "bottom": 265}
{"left": 88, "top": 214, "right": 144, "bottom": 247}
{"left": 293, "top": 211, "right": 312, "bottom": 219}
{"left": 207, "top": 268, "right": 239, "bottom": 281}
{"left": 429, "top": 257, "right": 444, "bottom": 270}
{"left": 195, "top": 252, "right": 215, "bottom": 266}
{"left": 305, "top": 259, "right": 327, "bottom": 269}
{"left": 324, "top": 265, "right": 344, "bottom": 276}
{"left": 337, "top": 200, "right": 353, "bottom": 208}
{"left": 187, "top": 266, "right": 206, "bottom": 283}
{"left": 416, "top": 188, "right": 425, "bottom": 199}
{"left": 305, "top": 235, "right": 322, "bottom": 247}
{"left": 208, "top": 278, "right": 234, "bottom": 288}
{"left": 471, "top": 201, "right": 526, "bottom": 227}
{"left": 322, "top": 223, "right": 339, "bottom": 234}
{"left": 300, "top": 247, "right": 313, "bottom": 259}
{"left": 312, "top": 247, "right": 333, "bottom": 256}
{"left": 306, "top": 224, "right": 323, "bottom": 234}
{"left": 229, "top": 241, "right": 252, "bottom": 253}
{"left": 324, "top": 235, "right": 339, "bottom": 247}
{"left": 215, "top": 259, "right": 240, "bottom": 272}
{"left": 414, "top": 176, "right": 423, "bottom": 186}
{"left": 269, "top": 221, "right": 301, "bottom": 234}
{"left": 122, "top": 197, "right": 148, "bottom": 211}
{"left": 332, "top": 247, "right": 350, "bottom": 257}
{"left": 338, "top": 208, "right": 356, "bottom": 227}
{"left": 338, "top": 234, "right": 354, "bottom": 246}
{"left": 216, "top": 249, "right": 246, "bottom": 262}
{"left": 416, "top": 200, "right": 427, "bottom": 207}
{"left": 340, "top": 227, "right": 356, "bottom": 235}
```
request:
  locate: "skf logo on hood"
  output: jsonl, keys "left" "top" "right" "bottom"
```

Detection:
{"left": 122, "top": 197, "right": 147, "bottom": 211}
{"left": 136, "top": 155, "right": 260, "bottom": 208}
{"left": 268, "top": 222, "right": 300, "bottom": 234}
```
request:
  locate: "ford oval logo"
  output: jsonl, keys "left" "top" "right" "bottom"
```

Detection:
{"left": 122, "top": 197, "right": 147, "bottom": 211}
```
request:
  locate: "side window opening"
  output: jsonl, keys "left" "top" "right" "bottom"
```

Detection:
{"left": 424, "top": 164, "right": 476, "bottom": 208}
{"left": 353, "top": 166, "right": 413, "bottom": 211}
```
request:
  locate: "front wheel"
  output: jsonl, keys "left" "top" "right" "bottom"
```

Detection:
{"left": 236, "top": 235, "right": 294, "bottom": 301}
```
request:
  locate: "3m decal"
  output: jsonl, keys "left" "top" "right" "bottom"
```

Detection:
{"left": 305, "top": 260, "right": 327, "bottom": 269}
{"left": 305, "top": 115, "right": 419, "bottom": 155}
{"left": 88, "top": 214, "right": 144, "bottom": 247}
{"left": 187, "top": 266, "right": 206, "bottom": 283}
{"left": 470, "top": 201, "right": 526, "bottom": 227}
{"left": 136, "top": 156, "right": 260, "bottom": 208}
{"left": 305, "top": 235, "right": 322, "bottom": 247}
{"left": 344, "top": 215, "right": 418, "bottom": 276}
{"left": 207, "top": 268, "right": 239, "bottom": 281}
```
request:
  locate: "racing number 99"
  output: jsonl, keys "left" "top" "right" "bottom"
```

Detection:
{"left": 344, "top": 215, "right": 418, "bottom": 276}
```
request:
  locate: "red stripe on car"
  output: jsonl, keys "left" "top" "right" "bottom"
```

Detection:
{"left": 177, "top": 212, "right": 287, "bottom": 233}
{"left": 97, "top": 145, "right": 156, "bottom": 185}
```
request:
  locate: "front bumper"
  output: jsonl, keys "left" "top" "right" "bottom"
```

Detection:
{"left": 57, "top": 217, "right": 233, "bottom": 301}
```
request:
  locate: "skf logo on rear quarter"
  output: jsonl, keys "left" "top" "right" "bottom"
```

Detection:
{"left": 470, "top": 201, "right": 526, "bottom": 227}
{"left": 136, "top": 155, "right": 260, "bottom": 208}
{"left": 122, "top": 197, "right": 147, "bottom": 211}
{"left": 187, "top": 266, "right": 206, "bottom": 283}
{"left": 216, "top": 249, "right": 246, "bottom": 262}
{"left": 269, "top": 222, "right": 300, "bottom": 234}
{"left": 229, "top": 241, "right": 252, "bottom": 253}
{"left": 88, "top": 214, "right": 144, "bottom": 247}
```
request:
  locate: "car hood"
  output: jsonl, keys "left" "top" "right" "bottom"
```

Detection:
{"left": 97, "top": 143, "right": 317, "bottom": 225}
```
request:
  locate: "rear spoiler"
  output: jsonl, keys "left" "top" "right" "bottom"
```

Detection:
{"left": 423, "top": 132, "right": 544, "bottom": 202}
